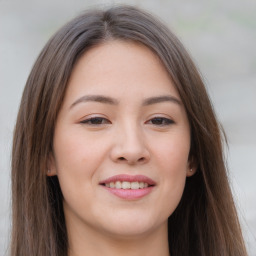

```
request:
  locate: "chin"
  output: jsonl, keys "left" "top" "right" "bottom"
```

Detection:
{"left": 98, "top": 214, "right": 164, "bottom": 239}
{"left": 105, "top": 225, "right": 155, "bottom": 239}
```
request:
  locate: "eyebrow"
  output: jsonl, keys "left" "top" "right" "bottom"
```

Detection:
{"left": 70, "top": 94, "right": 182, "bottom": 109}
{"left": 70, "top": 95, "right": 119, "bottom": 109}
{"left": 142, "top": 95, "right": 182, "bottom": 106}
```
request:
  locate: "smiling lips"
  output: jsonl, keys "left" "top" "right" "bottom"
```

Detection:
{"left": 100, "top": 174, "right": 156, "bottom": 200}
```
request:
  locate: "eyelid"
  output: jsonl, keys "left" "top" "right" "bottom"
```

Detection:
{"left": 79, "top": 115, "right": 111, "bottom": 125}
{"left": 145, "top": 116, "right": 175, "bottom": 126}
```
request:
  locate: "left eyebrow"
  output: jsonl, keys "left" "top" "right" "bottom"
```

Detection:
{"left": 142, "top": 95, "right": 182, "bottom": 106}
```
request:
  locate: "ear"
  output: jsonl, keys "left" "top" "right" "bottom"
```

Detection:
{"left": 186, "top": 155, "right": 197, "bottom": 177}
{"left": 46, "top": 153, "right": 58, "bottom": 177}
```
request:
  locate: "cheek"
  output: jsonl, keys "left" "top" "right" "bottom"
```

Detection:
{"left": 52, "top": 134, "right": 91, "bottom": 198}
{"left": 151, "top": 133, "right": 190, "bottom": 214}
{"left": 53, "top": 129, "right": 105, "bottom": 172}
{"left": 52, "top": 128, "right": 112, "bottom": 199}
{"left": 153, "top": 131, "right": 190, "bottom": 171}
{"left": 52, "top": 132, "right": 97, "bottom": 206}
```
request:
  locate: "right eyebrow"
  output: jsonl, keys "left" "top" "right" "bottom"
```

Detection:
{"left": 70, "top": 95, "right": 119, "bottom": 109}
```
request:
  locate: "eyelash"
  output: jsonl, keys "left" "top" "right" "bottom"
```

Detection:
{"left": 80, "top": 117, "right": 111, "bottom": 125}
{"left": 147, "top": 117, "right": 174, "bottom": 126}
{"left": 80, "top": 116, "right": 174, "bottom": 126}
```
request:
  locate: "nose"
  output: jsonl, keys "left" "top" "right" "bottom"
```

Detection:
{"left": 110, "top": 123, "right": 150, "bottom": 165}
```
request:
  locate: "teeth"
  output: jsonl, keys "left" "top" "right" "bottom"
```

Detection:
{"left": 122, "top": 181, "right": 131, "bottom": 189}
{"left": 139, "top": 182, "right": 145, "bottom": 188}
{"left": 116, "top": 181, "right": 122, "bottom": 189}
{"left": 131, "top": 181, "right": 140, "bottom": 189}
{"left": 105, "top": 181, "right": 150, "bottom": 189}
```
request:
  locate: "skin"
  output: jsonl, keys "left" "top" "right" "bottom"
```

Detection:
{"left": 48, "top": 40, "right": 195, "bottom": 256}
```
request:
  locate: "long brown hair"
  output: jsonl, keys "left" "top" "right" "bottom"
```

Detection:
{"left": 11, "top": 5, "right": 248, "bottom": 256}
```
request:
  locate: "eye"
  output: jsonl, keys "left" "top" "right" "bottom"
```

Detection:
{"left": 147, "top": 117, "right": 174, "bottom": 126}
{"left": 80, "top": 117, "right": 111, "bottom": 125}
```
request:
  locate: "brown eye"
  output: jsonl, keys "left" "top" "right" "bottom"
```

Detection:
{"left": 80, "top": 117, "right": 111, "bottom": 125}
{"left": 148, "top": 117, "right": 174, "bottom": 126}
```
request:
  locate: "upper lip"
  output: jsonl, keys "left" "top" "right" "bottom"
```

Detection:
{"left": 100, "top": 174, "right": 156, "bottom": 186}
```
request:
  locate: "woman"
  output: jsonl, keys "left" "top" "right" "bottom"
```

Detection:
{"left": 11, "top": 5, "right": 248, "bottom": 256}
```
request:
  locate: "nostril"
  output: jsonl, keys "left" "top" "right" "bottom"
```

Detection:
{"left": 138, "top": 157, "right": 145, "bottom": 162}
{"left": 118, "top": 157, "right": 145, "bottom": 162}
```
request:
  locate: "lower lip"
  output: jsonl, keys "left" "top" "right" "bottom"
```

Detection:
{"left": 102, "top": 186, "right": 154, "bottom": 200}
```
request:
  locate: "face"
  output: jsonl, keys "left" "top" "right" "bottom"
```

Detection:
{"left": 49, "top": 40, "right": 194, "bottom": 241}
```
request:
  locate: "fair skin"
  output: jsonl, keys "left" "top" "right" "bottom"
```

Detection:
{"left": 49, "top": 40, "right": 195, "bottom": 256}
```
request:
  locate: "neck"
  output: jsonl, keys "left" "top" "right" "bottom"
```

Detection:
{"left": 67, "top": 221, "right": 170, "bottom": 256}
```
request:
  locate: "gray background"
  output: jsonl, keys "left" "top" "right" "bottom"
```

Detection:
{"left": 0, "top": 0, "right": 255, "bottom": 255}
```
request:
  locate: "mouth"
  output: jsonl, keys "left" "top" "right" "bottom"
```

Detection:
{"left": 99, "top": 174, "right": 156, "bottom": 199}
{"left": 103, "top": 181, "right": 151, "bottom": 189}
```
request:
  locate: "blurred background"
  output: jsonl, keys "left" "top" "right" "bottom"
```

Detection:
{"left": 0, "top": 0, "right": 255, "bottom": 255}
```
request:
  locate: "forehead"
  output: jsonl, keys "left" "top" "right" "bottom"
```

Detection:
{"left": 64, "top": 40, "right": 180, "bottom": 105}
